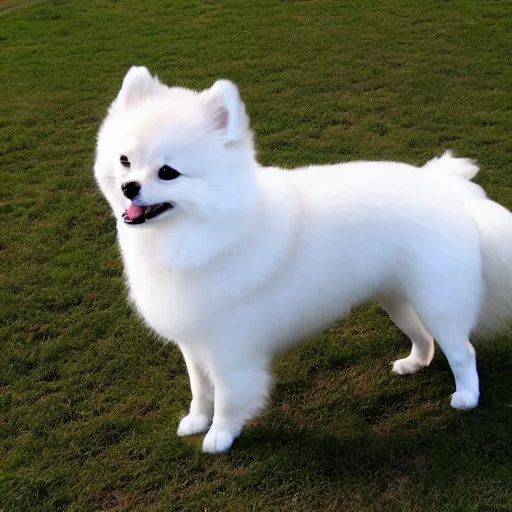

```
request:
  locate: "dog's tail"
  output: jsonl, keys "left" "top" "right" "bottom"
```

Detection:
{"left": 422, "top": 150, "right": 479, "bottom": 180}
{"left": 470, "top": 198, "right": 512, "bottom": 333}
{"left": 422, "top": 151, "right": 512, "bottom": 332}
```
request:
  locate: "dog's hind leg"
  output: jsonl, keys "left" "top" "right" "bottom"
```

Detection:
{"left": 378, "top": 295, "right": 435, "bottom": 375}
{"left": 436, "top": 334, "right": 479, "bottom": 409}
{"left": 405, "top": 268, "right": 481, "bottom": 409}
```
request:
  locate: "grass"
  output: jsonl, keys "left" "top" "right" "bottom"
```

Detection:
{"left": 1, "top": 0, "right": 512, "bottom": 510}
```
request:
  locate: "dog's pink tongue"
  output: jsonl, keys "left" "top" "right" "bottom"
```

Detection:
{"left": 127, "top": 203, "right": 144, "bottom": 220}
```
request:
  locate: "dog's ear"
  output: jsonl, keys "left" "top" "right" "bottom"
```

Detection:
{"left": 201, "top": 80, "right": 249, "bottom": 143}
{"left": 115, "top": 66, "right": 164, "bottom": 109}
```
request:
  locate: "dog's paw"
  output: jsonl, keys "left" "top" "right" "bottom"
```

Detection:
{"left": 202, "top": 425, "right": 239, "bottom": 453}
{"left": 392, "top": 356, "right": 426, "bottom": 375}
{"left": 177, "top": 413, "right": 211, "bottom": 437}
{"left": 450, "top": 391, "right": 479, "bottom": 410}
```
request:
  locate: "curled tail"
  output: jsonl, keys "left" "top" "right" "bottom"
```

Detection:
{"left": 471, "top": 199, "right": 512, "bottom": 333}
{"left": 422, "top": 150, "right": 479, "bottom": 180}
{"left": 422, "top": 150, "right": 511, "bottom": 332}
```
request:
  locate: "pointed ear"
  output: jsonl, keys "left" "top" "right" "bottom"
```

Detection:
{"left": 115, "top": 66, "right": 164, "bottom": 109}
{"left": 201, "top": 80, "right": 249, "bottom": 143}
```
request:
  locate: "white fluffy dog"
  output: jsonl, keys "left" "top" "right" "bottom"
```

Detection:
{"left": 94, "top": 66, "right": 512, "bottom": 453}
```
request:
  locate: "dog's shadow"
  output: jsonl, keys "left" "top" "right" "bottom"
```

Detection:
{"left": 223, "top": 345, "right": 512, "bottom": 504}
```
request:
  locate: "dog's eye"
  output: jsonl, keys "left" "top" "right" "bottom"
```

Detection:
{"left": 158, "top": 165, "right": 181, "bottom": 181}
{"left": 120, "top": 155, "right": 130, "bottom": 168}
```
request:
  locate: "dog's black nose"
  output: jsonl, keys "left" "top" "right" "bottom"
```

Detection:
{"left": 122, "top": 181, "right": 141, "bottom": 200}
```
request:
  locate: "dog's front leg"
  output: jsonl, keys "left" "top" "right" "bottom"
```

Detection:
{"left": 202, "top": 358, "right": 272, "bottom": 453}
{"left": 177, "top": 345, "right": 214, "bottom": 437}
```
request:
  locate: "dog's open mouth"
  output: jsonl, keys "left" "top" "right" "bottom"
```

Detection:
{"left": 122, "top": 202, "right": 173, "bottom": 225}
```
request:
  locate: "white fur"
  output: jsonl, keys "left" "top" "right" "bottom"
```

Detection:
{"left": 94, "top": 67, "right": 512, "bottom": 452}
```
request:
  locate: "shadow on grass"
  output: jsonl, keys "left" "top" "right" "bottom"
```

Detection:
{"left": 226, "top": 392, "right": 511, "bottom": 510}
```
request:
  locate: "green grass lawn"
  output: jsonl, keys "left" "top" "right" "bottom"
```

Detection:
{"left": 2, "top": 0, "right": 512, "bottom": 510}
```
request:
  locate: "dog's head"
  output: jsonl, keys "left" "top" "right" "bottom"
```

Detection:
{"left": 95, "top": 66, "right": 257, "bottom": 227}
{"left": 94, "top": 67, "right": 261, "bottom": 268}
